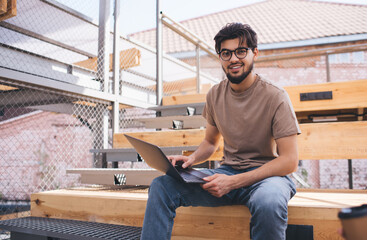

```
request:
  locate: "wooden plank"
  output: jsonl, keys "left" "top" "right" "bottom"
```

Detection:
{"left": 148, "top": 77, "right": 211, "bottom": 95}
{"left": 0, "top": 0, "right": 16, "bottom": 21}
{"left": 114, "top": 121, "right": 367, "bottom": 160}
{"left": 73, "top": 48, "right": 141, "bottom": 72}
{"left": 114, "top": 129, "right": 208, "bottom": 148}
{"left": 31, "top": 189, "right": 147, "bottom": 227}
{"left": 162, "top": 79, "right": 367, "bottom": 114}
{"left": 31, "top": 189, "right": 367, "bottom": 239}
{"left": 0, "top": 211, "right": 30, "bottom": 220}
{"left": 298, "top": 121, "right": 367, "bottom": 159}
{"left": 358, "top": 108, "right": 364, "bottom": 121}
{"left": 163, "top": 93, "right": 206, "bottom": 106}
{"left": 285, "top": 79, "right": 367, "bottom": 112}
{"left": 0, "top": 84, "right": 17, "bottom": 91}
{"left": 0, "top": 0, "right": 7, "bottom": 14}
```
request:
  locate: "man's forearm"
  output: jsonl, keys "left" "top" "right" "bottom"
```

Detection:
{"left": 190, "top": 139, "right": 219, "bottom": 165}
{"left": 231, "top": 134, "right": 299, "bottom": 189}
{"left": 231, "top": 155, "right": 298, "bottom": 189}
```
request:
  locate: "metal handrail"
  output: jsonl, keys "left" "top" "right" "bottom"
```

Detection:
{"left": 257, "top": 43, "right": 367, "bottom": 62}
{"left": 161, "top": 13, "right": 218, "bottom": 59}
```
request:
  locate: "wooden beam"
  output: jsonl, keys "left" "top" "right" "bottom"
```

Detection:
{"left": 0, "top": 84, "right": 17, "bottom": 91}
{"left": 31, "top": 188, "right": 367, "bottom": 239}
{"left": 162, "top": 93, "right": 206, "bottom": 105}
{"left": 298, "top": 121, "right": 367, "bottom": 160}
{"left": 114, "top": 121, "right": 367, "bottom": 160}
{"left": 357, "top": 108, "right": 364, "bottom": 121}
{"left": 0, "top": 211, "right": 30, "bottom": 220}
{"left": 0, "top": 0, "right": 7, "bottom": 14}
{"left": 0, "top": 0, "right": 16, "bottom": 21}
{"left": 114, "top": 129, "right": 208, "bottom": 148}
{"left": 73, "top": 48, "right": 141, "bottom": 72}
{"left": 285, "top": 79, "right": 367, "bottom": 112}
{"left": 148, "top": 77, "right": 212, "bottom": 95}
{"left": 161, "top": 79, "right": 367, "bottom": 113}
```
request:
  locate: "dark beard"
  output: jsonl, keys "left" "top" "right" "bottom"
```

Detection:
{"left": 225, "top": 62, "right": 254, "bottom": 84}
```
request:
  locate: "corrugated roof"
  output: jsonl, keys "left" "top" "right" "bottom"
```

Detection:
{"left": 129, "top": 0, "right": 367, "bottom": 53}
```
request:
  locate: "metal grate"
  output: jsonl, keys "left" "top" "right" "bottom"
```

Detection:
{"left": 0, "top": 217, "right": 141, "bottom": 240}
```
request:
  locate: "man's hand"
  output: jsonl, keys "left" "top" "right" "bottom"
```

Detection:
{"left": 202, "top": 174, "right": 235, "bottom": 198}
{"left": 167, "top": 155, "right": 194, "bottom": 168}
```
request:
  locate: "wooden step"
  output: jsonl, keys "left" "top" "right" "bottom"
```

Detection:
{"left": 161, "top": 79, "right": 367, "bottom": 123}
{"left": 114, "top": 121, "right": 367, "bottom": 160}
{"left": 30, "top": 188, "right": 367, "bottom": 240}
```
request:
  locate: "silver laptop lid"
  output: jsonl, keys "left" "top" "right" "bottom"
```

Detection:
{"left": 124, "top": 134, "right": 183, "bottom": 180}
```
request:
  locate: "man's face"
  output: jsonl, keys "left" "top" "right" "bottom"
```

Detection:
{"left": 219, "top": 38, "right": 257, "bottom": 84}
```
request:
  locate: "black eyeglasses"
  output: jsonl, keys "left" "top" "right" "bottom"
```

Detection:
{"left": 219, "top": 47, "right": 250, "bottom": 61}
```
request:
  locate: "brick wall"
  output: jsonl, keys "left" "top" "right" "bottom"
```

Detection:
{"left": 0, "top": 111, "right": 93, "bottom": 200}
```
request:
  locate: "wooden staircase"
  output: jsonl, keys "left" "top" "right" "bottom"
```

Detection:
{"left": 44, "top": 79, "right": 367, "bottom": 239}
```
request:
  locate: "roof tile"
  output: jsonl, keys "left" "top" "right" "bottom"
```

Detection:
{"left": 129, "top": 0, "right": 367, "bottom": 53}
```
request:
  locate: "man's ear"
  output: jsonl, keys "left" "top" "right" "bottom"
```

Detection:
{"left": 253, "top": 48, "right": 259, "bottom": 60}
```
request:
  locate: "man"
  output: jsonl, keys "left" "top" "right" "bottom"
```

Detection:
{"left": 140, "top": 23, "right": 301, "bottom": 240}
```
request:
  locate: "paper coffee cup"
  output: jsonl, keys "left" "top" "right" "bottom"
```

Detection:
{"left": 338, "top": 204, "right": 367, "bottom": 240}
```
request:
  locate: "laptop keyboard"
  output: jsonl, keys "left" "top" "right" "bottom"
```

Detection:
{"left": 179, "top": 170, "right": 204, "bottom": 183}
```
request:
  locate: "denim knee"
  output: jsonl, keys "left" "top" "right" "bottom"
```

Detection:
{"left": 253, "top": 191, "right": 288, "bottom": 219}
{"left": 251, "top": 181, "right": 289, "bottom": 214}
{"left": 149, "top": 175, "right": 175, "bottom": 197}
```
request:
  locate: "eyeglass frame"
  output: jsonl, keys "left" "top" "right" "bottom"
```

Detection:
{"left": 218, "top": 47, "right": 251, "bottom": 61}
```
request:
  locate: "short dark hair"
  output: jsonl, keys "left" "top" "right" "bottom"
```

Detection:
{"left": 214, "top": 23, "right": 258, "bottom": 54}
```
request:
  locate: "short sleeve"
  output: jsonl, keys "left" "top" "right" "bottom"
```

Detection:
{"left": 202, "top": 91, "right": 217, "bottom": 127}
{"left": 272, "top": 93, "right": 301, "bottom": 139}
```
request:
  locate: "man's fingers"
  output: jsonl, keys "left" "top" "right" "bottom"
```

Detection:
{"left": 182, "top": 161, "right": 191, "bottom": 168}
{"left": 203, "top": 174, "right": 217, "bottom": 182}
{"left": 167, "top": 156, "right": 176, "bottom": 166}
{"left": 202, "top": 175, "right": 219, "bottom": 190}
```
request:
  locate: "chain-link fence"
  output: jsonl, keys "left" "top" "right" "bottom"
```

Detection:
{"left": 0, "top": 79, "right": 111, "bottom": 229}
{"left": 0, "top": 0, "right": 366, "bottom": 238}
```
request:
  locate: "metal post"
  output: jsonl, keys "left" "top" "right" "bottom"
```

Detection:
{"left": 325, "top": 53, "right": 330, "bottom": 82}
{"left": 348, "top": 159, "right": 353, "bottom": 189}
{"left": 156, "top": 0, "right": 163, "bottom": 105}
{"left": 112, "top": 0, "right": 120, "bottom": 135}
{"left": 196, "top": 44, "right": 201, "bottom": 93}
{"left": 97, "top": 0, "right": 111, "bottom": 92}
{"left": 94, "top": 0, "right": 111, "bottom": 167}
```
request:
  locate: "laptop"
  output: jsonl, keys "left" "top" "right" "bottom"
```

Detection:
{"left": 124, "top": 134, "right": 210, "bottom": 183}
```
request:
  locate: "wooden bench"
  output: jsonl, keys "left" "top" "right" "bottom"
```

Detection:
{"left": 58, "top": 79, "right": 366, "bottom": 239}
{"left": 106, "top": 79, "right": 367, "bottom": 238}
{"left": 29, "top": 187, "right": 367, "bottom": 240}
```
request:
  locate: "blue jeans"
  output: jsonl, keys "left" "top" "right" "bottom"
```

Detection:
{"left": 140, "top": 165, "right": 296, "bottom": 240}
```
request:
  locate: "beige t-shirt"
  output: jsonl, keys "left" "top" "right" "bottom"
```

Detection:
{"left": 203, "top": 75, "right": 301, "bottom": 170}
